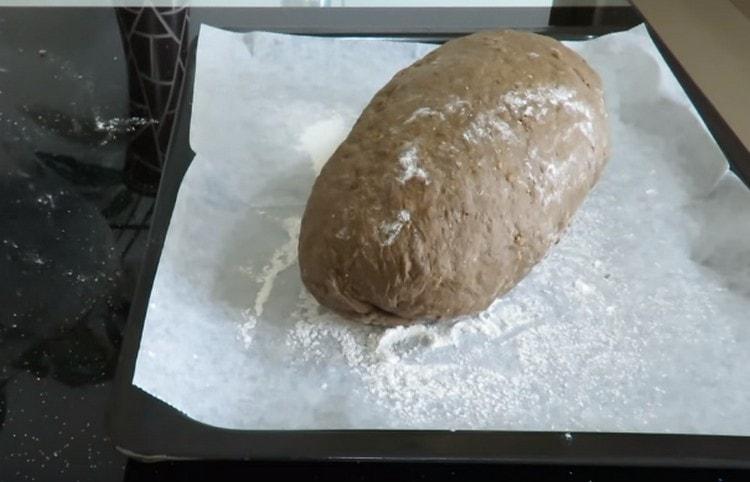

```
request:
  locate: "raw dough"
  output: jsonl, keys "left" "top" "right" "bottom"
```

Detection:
{"left": 298, "top": 30, "right": 610, "bottom": 322}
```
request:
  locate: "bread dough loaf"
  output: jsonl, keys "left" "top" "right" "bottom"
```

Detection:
{"left": 298, "top": 30, "right": 610, "bottom": 322}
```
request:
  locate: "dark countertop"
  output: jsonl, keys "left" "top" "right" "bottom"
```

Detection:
{"left": 1, "top": 7, "right": 138, "bottom": 480}
{"left": 0, "top": 6, "right": 745, "bottom": 481}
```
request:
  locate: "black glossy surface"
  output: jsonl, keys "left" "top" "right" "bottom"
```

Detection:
{"left": 0, "top": 8, "right": 151, "bottom": 480}
{"left": 0, "top": 5, "right": 746, "bottom": 481}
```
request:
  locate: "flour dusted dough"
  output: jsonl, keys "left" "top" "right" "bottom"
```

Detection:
{"left": 298, "top": 30, "right": 610, "bottom": 322}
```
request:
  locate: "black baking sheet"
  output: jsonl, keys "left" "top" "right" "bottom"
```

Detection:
{"left": 108, "top": 7, "right": 750, "bottom": 466}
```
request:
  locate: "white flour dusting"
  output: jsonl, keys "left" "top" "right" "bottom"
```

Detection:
{"left": 238, "top": 309, "right": 258, "bottom": 348}
{"left": 503, "top": 86, "right": 588, "bottom": 118}
{"left": 236, "top": 216, "right": 300, "bottom": 347}
{"left": 283, "top": 286, "right": 552, "bottom": 428}
{"left": 533, "top": 150, "right": 584, "bottom": 208}
{"left": 93, "top": 116, "right": 158, "bottom": 146}
{"left": 379, "top": 210, "right": 410, "bottom": 246}
{"left": 94, "top": 116, "right": 157, "bottom": 133}
{"left": 443, "top": 98, "right": 472, "bottom": 115}
{"left": 454, "top": 86, "right": 593, "bottom": 149}
{"left": 297, "top": 114, "right": 349, "bottom": 174}
{"left": 405, "top": 107, "right": 445, "bottom": 124}
{"left": 281, "top": 194, "right": 684, "bottom": 429}
{"left": 463, "top": 111, "right": 518, "bottom": 145}
{"left": 501, "top": 85, "right": 595, "bottom": 144}
{"left": 397, "top": 144, "right": 429, "bottom": 184}
{"left": 335, "top": 227, "right": 350, "bottom": 240}
{"left": 254, "top": 217, "right": 300, "bottom": 317}
{"left": 36, "top": 193, "right": 57, "bottom": 209}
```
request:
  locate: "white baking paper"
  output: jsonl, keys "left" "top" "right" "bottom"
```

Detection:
{"left": 133, "top": 24, "right": 750, "bottom": 433}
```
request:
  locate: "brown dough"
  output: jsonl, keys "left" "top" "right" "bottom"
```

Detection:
{"left": 298, "top": 30, "right": 610, "bottom": 322}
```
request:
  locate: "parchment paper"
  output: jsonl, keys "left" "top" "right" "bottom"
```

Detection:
{"left": 133, "top": 24, "right": 750, "bottom": 432}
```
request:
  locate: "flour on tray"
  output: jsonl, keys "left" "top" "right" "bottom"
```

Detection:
{"left": 236, "top": 216, "right": 300, "bottom": 347}
{"left": 283, "top": 203, "right": 650, "bottom": 429}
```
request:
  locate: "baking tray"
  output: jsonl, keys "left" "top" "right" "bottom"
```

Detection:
{"left": 108, "top": 7, "right": 750, "bottom": 466}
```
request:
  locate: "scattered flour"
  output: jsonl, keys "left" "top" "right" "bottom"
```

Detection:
{"left": 397, "top": 144, "right": 430, "bottom": 184}
{"left": 501, "top": 85, "right": 595, "bottom": 145}
{"left": 236, "top": 216, "right": 300, "bottom": 347}
{"left": 443, "top": 98, "right": 472, "bottom": 115}
{"left": 335, "top": 226, "right": 350, "bottom": 240}
{"left": 238, "top": 309, "right": 258, "bottom": 349}
{"left": 405, "top": 107, "right": 445, "bottom": 124}
{"left": 452, "top": 85, "right": 595, "bottom": 150}
{"left": 94, "top": 116, "right": 157, "bottom": 133}
{"left": 284, "top": 288, "right": 549, "bottom": 428}
{"left": 463, "top": 111, "right": 518, "bottom": 145}
{"left": 375, "top": 323, "right": 454, "bottom": 362}
{"left": 379, "top": 210, "right": 410, "bottom": 246}
{"left": 532, "top": 151, "right": 584, "bottom": 208}
{"left": 36, "top": 193, "right": 56, "bottom": 209}
{"left": 253, "top": 217, "right": 301, "bottom": 317}
{"left": 24, "top": 250, "right": 46, "bottom": 266}
{"left": 276, "top": 166, "right": 732, "bottom": 430}
{"left": 94, "top": 116, "right": 158, "bottom": 146}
